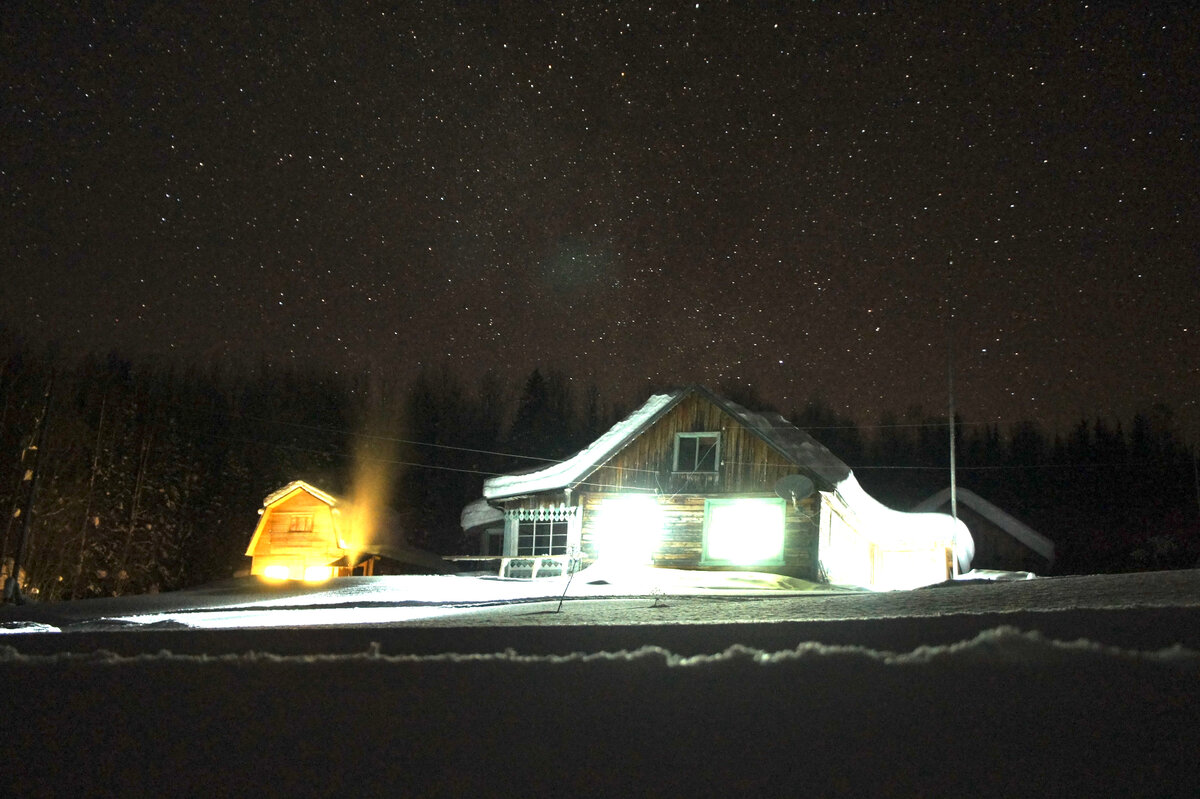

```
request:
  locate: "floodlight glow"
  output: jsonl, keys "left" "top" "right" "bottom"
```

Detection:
{"left": 303, "top": 565, "right": 334, "bottom": 582}
{"left": 704, "top": 499, "right": 784, "bottom": 565}
{"left": 596, "top": 494, "right": 662, "bottom": 565}
{"left": 262, "top": 564, "right": 291, "bottom": 580}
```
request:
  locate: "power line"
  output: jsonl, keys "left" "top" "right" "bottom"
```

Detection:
{"left": 222, "top": 411, "right": 563, "bottom": 464}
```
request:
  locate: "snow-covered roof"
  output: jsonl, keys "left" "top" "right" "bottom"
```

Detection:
{"left": 483, "top": 386, "right": 856, "bottom": 501}
{"left": 262, "top": 480, "right": 341, "bottom": 509}
{"left": 483, "top": 391, "right": 680, "bottom": 500}
{"left": 833, "top": 473, "right": 975, "bottom": 576}
{"left": 914, "top": 487, "right": 1055, "bottom": 564}
{"left": 706, "top": 397, "right": 851, "bottom": 487}
{"left": 461, "top": 497, "right": 505, "bottom": 531}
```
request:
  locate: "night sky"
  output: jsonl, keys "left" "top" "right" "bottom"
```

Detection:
{"left": 3, "top": 3, "right": 1197, "bottom": 437}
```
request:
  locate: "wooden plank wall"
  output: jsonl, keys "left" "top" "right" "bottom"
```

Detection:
{"left": 579, "top": 492, "right": 820, "bottom": 579}
{"left": 580, "top": 393, "right": 813, "bottom": 495}
{"left": 254, "top": 494, "right": 338, "bottom": 558}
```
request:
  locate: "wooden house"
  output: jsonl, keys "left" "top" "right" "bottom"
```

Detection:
{"left": 475, "top": 386, "right": 973, "bottom": 589}
{"left": 914, "top": 487, "right": 1055, "bottom": 575}
{"left": 245, "top": 481, "right": 450, "bottom": 581}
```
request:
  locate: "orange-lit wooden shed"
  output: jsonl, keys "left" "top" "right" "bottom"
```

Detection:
{"left": 245, "top": 480, "right": 450, "bottom": 580}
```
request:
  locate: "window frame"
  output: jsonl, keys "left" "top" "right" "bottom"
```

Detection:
{"left": 503, "top": 507, "right": 581, "bottom": 557}
{"left": 287, "top": 514, "right": 314, "bottom": 533}
{"left": 514, "top": 517, "right": 570, "bottom": 556}
{"left": 673, "top": 432, "right": 721, "bottom": 473}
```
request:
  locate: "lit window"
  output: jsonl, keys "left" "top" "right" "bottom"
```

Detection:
{"left": 303, "top": 565, "right": 333, "bottom": 582}
{"left": 516, "top": 519, "right": 570, "bottom": 556}
{"left": 674, "top": 432, "right": 720, "bottom": 473}
{"left": 262, "top": 564, "right": 291, "bottom": 580}
{"left": 506, "top": 507, "right": 579, "bottom": 557}
{"left": 702, "top": 498, "right": 785, "bottom": 566}
{"left": 595, "top": 494, "right": 662, "bottom": 564}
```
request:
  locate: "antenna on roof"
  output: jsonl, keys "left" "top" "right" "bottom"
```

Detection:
{"left": 774, "top": 474, "right": 815, "bottom": 510}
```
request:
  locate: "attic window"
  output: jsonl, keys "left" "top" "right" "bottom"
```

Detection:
{"left": 288, "top": 514, "right": 314, "bottom": 533}
{"left": 674, "top": 432, "right": 720, "bottom": 473}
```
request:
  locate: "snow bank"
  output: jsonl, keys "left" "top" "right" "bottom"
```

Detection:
{"left": 3, "top": 627, "right": 1197, "bottom": 797}
{"left": 2, "top": 625, "right": 1197, "bottom": 668}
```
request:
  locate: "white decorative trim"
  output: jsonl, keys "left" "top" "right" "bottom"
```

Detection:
{"left": 506, "top": 506, "right": 580, "bottom": 522}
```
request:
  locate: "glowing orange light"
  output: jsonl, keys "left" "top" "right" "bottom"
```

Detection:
{"left": 262, "top": 564, "right": 291, "bottom": 580}
{"left": 303, "top": 565, "right": 333, "bottom": 582}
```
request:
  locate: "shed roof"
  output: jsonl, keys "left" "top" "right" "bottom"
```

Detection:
{"left": 913, "top": 487, "right": 1055, "bottom": 564}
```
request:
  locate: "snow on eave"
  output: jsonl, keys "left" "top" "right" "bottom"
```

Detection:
{"left": 261, "top": 480, "right": 341, "bottom": 510}
{"left": 914, "top": 486, "right": 1055, "bottom": 564}
{"left": 461, "top": 497, "right": 504, "bottom": 531}
{"left": 483, "top": 391, "right": 683, "bottom": 501}
{"left": 835, "top": 473, "right": 976, "bottom": 573}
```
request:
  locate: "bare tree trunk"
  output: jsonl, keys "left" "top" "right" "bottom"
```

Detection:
{"left": 116, "top": 426, "right": 152, "bottom": 595}
{"left": 73, "top": 394, "right": 106, "bottom": 600}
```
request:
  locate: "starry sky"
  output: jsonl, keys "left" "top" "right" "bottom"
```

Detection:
{"left": 3, "top": 2, "right": 1197, "bottom": 437}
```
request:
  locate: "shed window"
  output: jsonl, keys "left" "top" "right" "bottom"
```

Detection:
{"left": 674, "top": 432, "right": 720, "bottom": 473}
{"left": 288, "top": 514, "right": 314, "bottom": 533}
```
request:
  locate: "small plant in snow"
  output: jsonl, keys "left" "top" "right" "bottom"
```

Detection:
{"left": 554, "top": 546, "right": 583, "bottom": 613}
{"left": 650, "top": 585, "right": 666, "bottom": 608}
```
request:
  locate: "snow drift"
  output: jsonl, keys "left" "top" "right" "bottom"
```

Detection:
{"left": 4, "top": 626, "right": 1197, "bottom": 797}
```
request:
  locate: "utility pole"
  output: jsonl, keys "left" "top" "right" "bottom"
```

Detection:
{"left": 4, "top": 374, "right": 53, "bottom": 605}
{"left": 947, "top": 257, "right": 960, "bottom": 577}
{"left": 1193, "top": 444, "right": 1199, "bottom": 520}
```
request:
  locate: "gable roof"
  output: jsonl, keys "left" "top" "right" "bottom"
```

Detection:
{"left": 262, "top": 480, "right": 341, "bottom": 509}
{"left": 913, "top": 486, "right": 1055, "bottom": 564}
{"left": 482, "top": 385, "right": 851, "bottom": 501}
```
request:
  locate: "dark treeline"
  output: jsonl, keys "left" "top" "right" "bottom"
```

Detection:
{"left": 1, "top": 337, "right": 1197, "bottom": 600}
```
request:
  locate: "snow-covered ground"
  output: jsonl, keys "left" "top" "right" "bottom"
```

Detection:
{"left": 5, "top": 565, "right": 1198, "bottom": 633}
{"left": 3, "top": 569, "right": 1198, "bottom": 796}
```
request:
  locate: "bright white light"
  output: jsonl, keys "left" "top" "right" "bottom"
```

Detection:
{"left": 596, "top": 495, "right": 662, "bottom": 565}
{"left": 262, "top": 564, "right": 291, "bottom": 580}
{"left": 303, "top": 565, "right": 334, "bottom": 582}
{"left": 704, "top": 499, "right": 784, "bottom": 565}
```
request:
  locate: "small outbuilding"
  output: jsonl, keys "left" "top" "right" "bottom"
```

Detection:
{"left": 245, "top": 480, "right": 450, "bottom": 580}
{"left": 914, "top": 486, "right": 1055, "bottom": 575}
{"left": 468, "top": 385, "right": 972, "bottom": 590}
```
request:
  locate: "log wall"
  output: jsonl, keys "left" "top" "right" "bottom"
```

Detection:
{"left": 251, "top": 492, "right": 339, "bottom": 559}
{"left": 580, "top": 393, "right": 816, "bottom": 495}
{"left": 577, "top": 492, "right": 821, "bottom": 578}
